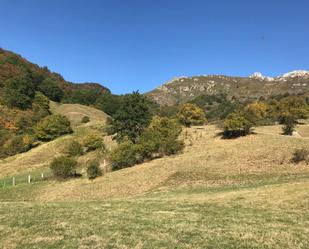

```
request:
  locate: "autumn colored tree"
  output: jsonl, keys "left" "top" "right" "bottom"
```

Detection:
{"left": 177, "top": 103, "right": 206, "bottom": 127}
{"left": 244, "top": 101, "right": 269, "bottom": 125}
{"left": 35, "top": 114, "right": 72, "bottom": 141}
{"left": 223, "top": 112, "right": 252, "bottom": 138}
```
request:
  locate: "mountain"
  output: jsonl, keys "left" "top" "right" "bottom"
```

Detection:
{"left": 0, "top": 48, "right": 110, "bottom": 102}
{"left": 146, "top": 71, "right": 309, "bottom": 106}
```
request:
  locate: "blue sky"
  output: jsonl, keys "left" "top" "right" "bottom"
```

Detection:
{"left": 1, "top": 0, "right": 309, "bottom": 94}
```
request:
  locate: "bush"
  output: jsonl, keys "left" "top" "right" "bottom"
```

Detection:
{"left": 177, "top": 103, "right": 206, "bottom": 127}
{"left": 83, "top": 133, "right": 105, "bottom": 152}
{"left": 86, "top": 160, "right": 102, "bottom": 179}
{"left": 291, "top": 148, "right": 309, "bottom": 164}
{"left": 50, "top": 156, "right": 77, "bottom": 179}
{"left": 109, "top": 141, "right": 141, "bottom": 170}
{"left": 281, "top": 115, "right": 296, "bottom": 135}
{"left": 66, "top": 140, "right": 83, "bottom": 157}
{"left": 139, "top": 116, "right": 184, "bottom": 157}
{"left": 109, "top": 117, "right": 184, "bottom": 170}
{"left": 223, "top": 112, "right": 252, "bottom": 138}
{"left": 81, "top": 116, "right": 90, "bottom": 123}
{"left": 35, "top": 114, "right": 72, "bottom": 141}
{"left": 2, "top": 134, "right": 35, "bottom": 156}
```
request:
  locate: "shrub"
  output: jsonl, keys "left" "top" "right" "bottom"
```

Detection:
{"left": 109, "top": 117, "right": 184, "bottom": 170}
{"left": 81, "top": 116, "right": 90, "bottom": 123}
{"left": 139, "top": 116, "right": 184, "bottom": 157}
{"left": 291, "top": 148, "right": 309, "bottom": 164}
{"left": 83, "top": 133, "right": 105, "bottom": 152}
{"left": 244, "top": 101, "right": 269, "bottom": 125}
{"left": 281, "top": 115, "right": 296, "bottom": 135}
{"left": 2, "top": 134, "right": 35, "bottom": 156}
{"left": 223, "top": 112, "right": 252, "bottom": 138}
{"left": 109, "top": 141, "right": 141, "bottom": 170}
{"left": 66, "top": 140, "right": 83, "bottom": 156}
{"left": 86, "top": 160, "right": 102, "bottom": 179}
{"left": 177, "top": 103, "right": 206, "bottom": 127}
{"left": 50, "top": 156, "right": 77, "bottom": 179}
{"left": 35, "top": 114, "right": 72, "bottom": 141}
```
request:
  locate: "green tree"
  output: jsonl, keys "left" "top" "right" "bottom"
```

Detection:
{"left": 108, "top": 92, "right": 151, "bottom": 143}
{"left": 139, "top": 116, "right": 184, "bottom": 157}
{"left": 223, "top": 112, "right": 252, "bottom": 138}
{"left": 69, "top": 89, "right": 101, "bottom": 105}
{"left": 177, "top": 103, "right": 206, "bottom": 127}
{"left": 50, "top": 156, "right": 77, "bottom": 179}
{"left": 95, "top": 93, "right": 123, "bottom": 117}
{"left": 35, "top": 114, "right": 72, "bottom": 141}
{"left": 4, "top": 76, "right": 36, "bottom": 109}
{"left": 38, "top": 78, "right": 63, "bottom": 102}
{"left": 32, "top": 92, "right": 51, "bottom": 122}
{"left": 281, "top": 114, "right": 296, "bottom": 135}
{"left": 109, "top": 141, "right": 141, "bottom": 170}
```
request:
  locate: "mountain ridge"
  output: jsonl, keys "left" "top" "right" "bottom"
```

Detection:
{"left": 146, "top": 70, "right": 309, "bottom": 106}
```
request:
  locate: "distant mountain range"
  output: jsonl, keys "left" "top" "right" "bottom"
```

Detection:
{"left": 146, "top": 71, "right": 309, "bottom": 106}
{"left": 1, "top": 48, "right": 309, "bottom": 108}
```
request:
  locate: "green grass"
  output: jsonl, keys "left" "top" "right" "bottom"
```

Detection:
{"left": 1, "top": 124, "right": 309, "bottom": 248}
{"left": 0, "top": 179, "right": 308, "bottom": 249}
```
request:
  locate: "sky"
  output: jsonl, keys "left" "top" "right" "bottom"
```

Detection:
{"left": 1, "top": 0, "right": 309, "bottom": 94}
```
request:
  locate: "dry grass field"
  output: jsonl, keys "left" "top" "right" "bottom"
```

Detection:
{"left": 0, "top": 120, "right": 309, "bottom": 248}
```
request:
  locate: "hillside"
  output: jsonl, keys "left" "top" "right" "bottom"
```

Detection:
{"left": 147, "top": 71, "right": 309, "bottom": 106}
{"left": 0, "top": 48, "right": 110, "bottom": 103}
{"left": 0, "top": 102, "right": 111, "bottom": 178}
{"left": 0, "top": 124, "right": 308, "bottom": 248}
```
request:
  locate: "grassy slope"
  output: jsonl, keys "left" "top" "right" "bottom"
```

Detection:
{"left": 0, "top": 125, "right": 309, "bottom": 248}
{"left": 0, "top": 102, "right": 111, "bottom": 178}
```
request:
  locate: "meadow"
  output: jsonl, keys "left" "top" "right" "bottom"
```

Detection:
{"left": 1, "top": 122, "right": 309, "bottom": 248}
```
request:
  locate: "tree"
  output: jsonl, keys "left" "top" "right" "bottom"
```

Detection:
{"left": 32, "top": 92, "right": 51, "bottom": 122}
{"left": 177, "top": 103, "right": 206, "bottom": 127}
{"left": 4, "top": 76, "right": 36, "bottom": 109}
{"left": 109, "top": 141, "right": 141, "bottom": 170}
{"left": 281, "top": 114, "right": 296, "bottom": 135}
{"left": 108, "top": 92, "right": 151, "bottom": 143}
{"left": 38, "top": 78, "right": 63, "bottom": 102}
{"left": 50, "top": 156, "right": 77, "bottom": 179}
{"left": 109, "top": 116, "right": 184, "bottom": 170}
{"left": 223, "top": 112, "right": 252, "bottom": 138}
{"left": 275, "top": 96, "right": 309, "bottom": 123}
{"left": 139, "top": 116, "right": 184, "bottom": 157}
{"left": 35, "top": 114, "right": 72, "bottom": 141}
{"left": 69, "top": 89, "right": 101, "bottom": 106}
{"left": 244, "top": 102, "right": 269, "bottom": 125}
{"left": 95, "top": 93, "right": 123, "bottom": 117}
